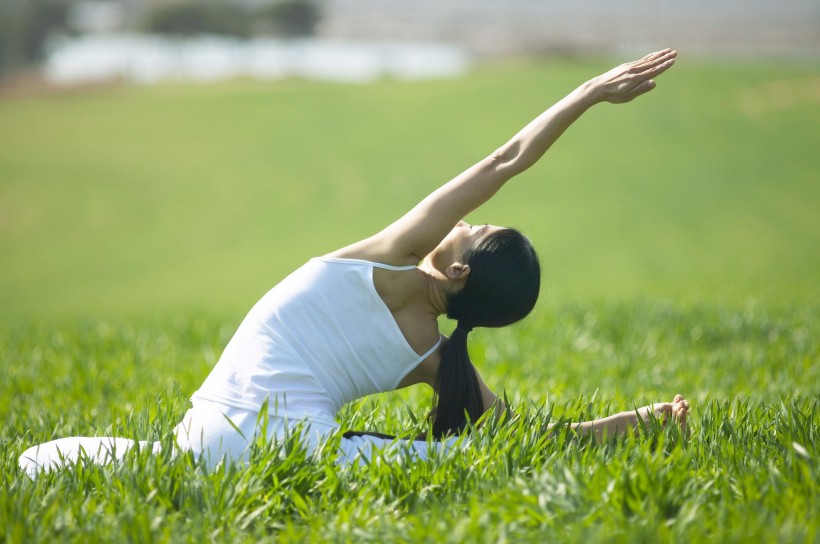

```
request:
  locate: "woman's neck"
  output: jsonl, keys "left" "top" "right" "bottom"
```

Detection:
{"left": 417, "top": 263, "right": 450, "bottom": 317}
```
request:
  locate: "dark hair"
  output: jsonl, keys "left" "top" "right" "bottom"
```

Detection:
{"left": 431, "top": 228, "right": 540, "bottom": 438}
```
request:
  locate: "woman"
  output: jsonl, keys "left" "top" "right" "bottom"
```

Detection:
{"left": 20, "top": 49, "right": 689, "bottom": 477}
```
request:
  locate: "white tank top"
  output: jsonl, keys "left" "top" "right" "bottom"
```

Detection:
{"left": 192, "top": 257, "right": 442, "bottom": 424}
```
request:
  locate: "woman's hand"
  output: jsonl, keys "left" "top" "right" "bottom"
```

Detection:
{"left": 587, "top": 48, "right": 677, "bottom": 104}
{"left": 637, "top": 393, "right": 690, "bottom": 434}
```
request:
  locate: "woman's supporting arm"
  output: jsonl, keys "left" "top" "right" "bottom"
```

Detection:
{"left": 551, "top": 395, "right": 690, "bottom": 442}
{"left": 340, "top": 49, "right": 678, "bottom": 265}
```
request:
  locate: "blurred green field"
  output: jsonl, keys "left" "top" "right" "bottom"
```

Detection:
{"left": 1, "top": 57, "right": 819, "bottom": 321}
{"left": 2, "top": 58, "right": 819, "bottom": 542}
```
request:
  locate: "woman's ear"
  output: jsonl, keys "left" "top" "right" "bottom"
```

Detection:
{"left": 444, "top": 263, "right": 471, "bottom": 282}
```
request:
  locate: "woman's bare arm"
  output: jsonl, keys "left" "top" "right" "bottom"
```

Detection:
{"left": 550, "top": 395, "right": 690, "bottom": 442}
{"left": 337, "top": 49, "right": 678, "bottom": 265}
{"left": 422, "top": 356, "right": 689, "bottom": 441}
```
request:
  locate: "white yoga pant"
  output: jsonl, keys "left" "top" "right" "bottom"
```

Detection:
{"left": 18, "top": 437, "right": 162, "bottom": 479}
{"left": 18, "top": 398, "right": 460, "bottom": 477}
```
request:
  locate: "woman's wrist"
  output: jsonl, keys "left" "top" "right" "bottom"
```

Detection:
{"left": 573, "top": 79, "right": 605, "bottom": 108}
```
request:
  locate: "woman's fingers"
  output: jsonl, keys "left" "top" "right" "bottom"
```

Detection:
{"left": 641, "top": 48, "right": 674, "bottom": 63}
{"left": 643, "top": 395, "right": 689, "bottom": 434}
{"left": 596, "top": 49, "right": 676, "bottom": 103}
{"left": 628, "top": 49, "right": 667, "bottom": 67}
{"left": 626, "top": 50, "right": 677, "bottom": 85}
{"left": 645, "top": 56, "right": 676, "bottom": 77}
{"left": 624, "top": 79, "right": 657, "bottom": 100}
{"left": 630, "top": 49, "right": 677, "bottom": 72}
{"left": 672, "top": 395, "right": 690, "bottom": 433}
{"left": 630, "top": 54, "right": 676, "bottom": 82}
{"left": 612, "top": 79, "right": 657, "bottom": 103}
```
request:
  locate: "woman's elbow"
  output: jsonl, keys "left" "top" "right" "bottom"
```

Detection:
{"left": 488, "top": 142, "right": 525, "bottom": 178}
{"left": 489, "top": 142, "right": 519, "bottom": 167}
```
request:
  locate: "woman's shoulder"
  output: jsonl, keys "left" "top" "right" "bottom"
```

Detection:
{"left": 325, "top": 240, "right": 419, "bottom": 268}
{"left": 371, "top": 264, "right": 424, "bottom": 311}
{"left": 370, "top": 265, "right": 441, "bottom": 361}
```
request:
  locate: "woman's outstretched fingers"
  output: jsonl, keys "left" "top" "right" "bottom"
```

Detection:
{"left": 645, "top": 55, "right": 676, "bottom": 78}
{"left": 631, "top": 49, "right": 676, "bottom": 73}
{"left": 630, "top": 53, "right": 676, "bottom": 85}
{"left": 592, "top": 48, "right": 677, "bottom": 104}
{"left": 629, "top": 48, "right": 670, "bottom": 66}
{"left": 645, "top": 48, "right": 673, "bottom": 61}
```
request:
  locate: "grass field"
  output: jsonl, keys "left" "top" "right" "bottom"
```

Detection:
{"left": 1, "top": 56, "right": 819, "bottom": 542}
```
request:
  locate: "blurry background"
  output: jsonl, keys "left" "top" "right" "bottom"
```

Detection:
{"left": 1, "top": 0, "right": 819, "bottom": 322}
{"left": 2, "top": 0, "right": 819, "bottom": 85}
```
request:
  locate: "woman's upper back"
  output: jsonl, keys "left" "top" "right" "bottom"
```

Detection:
{"left": 193, "top": 257, "right": 441, "bottom": 420}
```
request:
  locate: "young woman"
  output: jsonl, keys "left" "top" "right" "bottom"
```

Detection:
{"left": 20, "top": 49, "right": 689, "bottom": 477}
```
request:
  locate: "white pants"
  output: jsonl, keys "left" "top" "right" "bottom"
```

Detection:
{"left": 18, "top": 399, "right": 460, "bottom": 478}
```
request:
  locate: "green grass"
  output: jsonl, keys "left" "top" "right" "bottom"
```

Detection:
{"left": 2, "top": 305, "right": 818, "bottom": 542}
{"left": 1, "top": 57, "right": 819, "bottom": 319}
{"left": 1, "top": 57, "right": 819, "bottom": 542}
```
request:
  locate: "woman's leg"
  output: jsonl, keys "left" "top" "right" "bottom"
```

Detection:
{"left": 17, "top": 398, "right": 256, "bottom": 477}
{"left": 172, "top": 399, "right": 331, "bottom": 469}
{"left": 19, "top": 403, "right": 458, "bottom": 477}
{"left": 18, "top": 437, "right": 161, "bottom": 479}
{"left": 338, "top": 431, "right": 463, "bottom": 465}
{"left": 172, "top": 403, "right": 457, "bottom": 467}
{"left": 172, "top": 399, "right": 263, "bottom": 470}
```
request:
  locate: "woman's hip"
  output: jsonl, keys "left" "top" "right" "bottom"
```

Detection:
{"left": 173, "top": 398, "right": 336, "bottom": 469}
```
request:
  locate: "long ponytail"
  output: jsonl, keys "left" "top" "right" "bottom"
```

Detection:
{"left": 431, "top": 228, "right": 541, "bottom": 439}
{"left": 431, "top": 323, "right": 483, "bottom": 438}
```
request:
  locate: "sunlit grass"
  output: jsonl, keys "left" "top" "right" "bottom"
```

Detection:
{"left": 2, "top": 303, "right": 818, "bottom": 542}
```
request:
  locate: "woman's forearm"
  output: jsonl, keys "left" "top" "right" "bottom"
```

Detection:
{"left": 491, "top": 82, "right": 599, "bottom": 179}
{"left": 491, "top": 49, "right": 677, "bottom": 180}
{"left": 570, "top": 410, "right": 640, "bottom": 442}
{"left": 547, "top": 395, "right": 690, "bottom": 442}
{"left": 546, "top": 410, "right": 639, "bottom": 442}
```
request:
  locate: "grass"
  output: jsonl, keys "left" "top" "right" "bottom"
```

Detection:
{"left": 2, "top": 304, "right": 818, "bottom": 542}
{"left": 1, "top": 57, "right": 819, "bottom": 319}
{"left": 1, "top": 56, "right": 819, "bottom": 542}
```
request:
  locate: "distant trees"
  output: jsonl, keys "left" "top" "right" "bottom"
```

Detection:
{"left": 147, "top": 2, "right": 252, "bottom": 38}
{"left": 257, "top": 1, "right": 321, "bottom": 38}
{"left": 147, "top": 0, "right": 321, "bottom": 39}
{"left": 0, "top": 0, "right": 322, "bottom": 79}
{"left": 0, "top": 0, "right": 71, "bottom": 76}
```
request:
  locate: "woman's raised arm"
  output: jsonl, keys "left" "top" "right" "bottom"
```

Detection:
{"left": 337, "top": 49, "right": 677, "bottom": 265}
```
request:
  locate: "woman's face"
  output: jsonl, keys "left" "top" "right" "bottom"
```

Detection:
{"left": 428, "top": 220, "right": 504, "bottom": 273}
